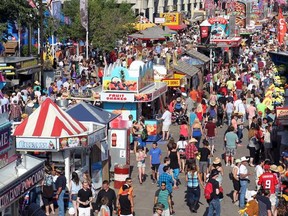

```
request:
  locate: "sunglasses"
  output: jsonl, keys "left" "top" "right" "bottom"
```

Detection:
{"left": 161, "top": 185, "right": 166, "bottom": 187}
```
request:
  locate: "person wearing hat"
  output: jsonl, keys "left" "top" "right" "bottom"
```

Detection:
{"left": 258, "top": 164, "right": 279, "bottom": 215}
{"left": 153, "top": 203, "right": 164, "bottom": 216}
{"left": 240, "top": 190, "right": 258, "bottom": 216}
{"left": 239, "top": 156, "right": 252, "bottom": 209}
{"left": 55, "top": 168, "right": 67, "bottom": 216}
{"left": 185, "top": 138, "right": 199, "bottom": 160}
{"left": 207, "top": 169, "right": 222, "bottom": 216}
{"left": 210, "top": 157, "right": 224, "bottom": 186}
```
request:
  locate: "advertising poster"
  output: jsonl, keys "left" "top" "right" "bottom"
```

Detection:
{"left": 102, "top": 67, "right": 138, "bottom": 92}
{"left": 231, "top": 1, "right": 246, "bottom": 28}
{"left": 103, "top": 102, "right": 137, "bottom": 122}
{"left": 145, "top": 120, "right": 162, "bottom": 136}
{"left": 16, "top": 137, "right": 59, "bottom": 151}
{"left": 138, "top": 61, "right": 154, "bottom": 91}
{"left": 91, "top": 162, "right": 102, "bottom": 190}
{"left": 160, "top": 13, "right": 182, "bottom": 25}
{"left": 208, "top": 17, "right": 229, "bottom": 39}
{"left": 108, "top": 129, "right": 127, "bottom": 149}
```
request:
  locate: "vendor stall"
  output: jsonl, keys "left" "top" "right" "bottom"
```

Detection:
{"left": 0, "top": 73, "right": 45, "bottom": 215}
{"left": 100, "top": 60, "right": 167, "bottom": 144}
{"left": 13, "top": 99, "right": 106, "bottom": 187}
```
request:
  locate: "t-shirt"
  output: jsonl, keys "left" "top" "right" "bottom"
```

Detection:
{"left": 205, "top": 122, "right": 216, "bottom": 137}
{"left": 225, "top": 131, "right": 238, "bottom": 148}
{"left": 189, "top": 112, "right": 197, "bottom": 126}
{"left": 257, "top": 103, "right": 266, "bottom": 117}
{"left": 247, "top": 106, "right": 256, "bottom": 119}
{"left": 226, "top": 102, "right": 234, "bottom": 113}
{"left": 155, "top": 189, "right": 170, "bottom": 210}
{"left": 189, "top": 90, "right": 198, "bottom": 101}
{"left": 77, "top": 188, "right": 92, "bottom": 208}
{"left": 257, "top": 195, "right": 271, "bottom": 216}
{"left": 161, "top": 110, "right": 172, "bottom": 125}
{"left": 199, "top": 147, "right": 210, "bottom": 162}
{"left": 226, "top": 80, "right": 235, "bottom": 90}
{"left": 235, "top": 80, "right": 243, "bottom": 90}
{"left": 258, "top": 172, "right": 278, "bottom": 194}
{"left": 149, "top": 147, "right": 162, "bottom": 165}
{"left": 239, "top": 164, "right": 248, "bottom": 180}
{"left": 55, "top": 175, "right": 67, "bottom": 191}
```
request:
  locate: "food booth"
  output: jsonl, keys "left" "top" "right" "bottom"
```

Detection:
{"left": 13, "top": 99, "right": 106, "bottom": 189}
{"left": 160, "top": 12, "right": 187, "bottom": 31}
{"left": 100, "top": 60, "right": 167, "bottom": 145}
{"left": 0, "top": 73, "right": 45, "bottom": 216}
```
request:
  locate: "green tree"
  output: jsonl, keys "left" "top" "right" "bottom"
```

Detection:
{"left": 59, "top": 0, "right": 135, "bottom": 50}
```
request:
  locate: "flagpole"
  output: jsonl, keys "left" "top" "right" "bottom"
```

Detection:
{"left": 86, "top": 30, "right": 88, "bottom": 60}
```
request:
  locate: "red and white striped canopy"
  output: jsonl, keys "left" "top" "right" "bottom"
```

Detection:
{"left": 14, "top": 98, "right": 88, "bottom": 137}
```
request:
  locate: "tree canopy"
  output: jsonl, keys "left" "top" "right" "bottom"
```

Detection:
{"left": 59, "top": 0, "right": 135, "bottom": 51}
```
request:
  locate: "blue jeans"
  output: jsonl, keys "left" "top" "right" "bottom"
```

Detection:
{"left": 57, "top": 190, "right": 66, "bottom": 216}
{"left": 187, "top": 186, "right": 200, "bottom": 208}
{"left": 194, "top": 136, "right": 201, "bottom": 149}
{"left": 29, "top": 186, "right": 41, "bottom": 206}
{"left": 172, "top": 168, "right": 180, "bottom": 180}
{"left": 227, "top": 112, "right": 232, "bottom": 126}
{"left": 237, "top": 128, "right": 243, "bottom": 141}
{"left": 239, "top": 180, "right": 248, "bottom": 208}
{"left": 208, "top": 198, "right": 221, "bottom": 216}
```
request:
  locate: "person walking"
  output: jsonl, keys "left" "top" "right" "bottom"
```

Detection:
{"left": 136, "top": 146, "right": 147, "bottom": 184}
{"left": 186, "top": 163, "right": 204, "bottom": 213}
{"left": 42, "top": 166, "right": 55, "bottom": 216}
{"left": 95, "top": 180, "right": 117, "bottom": 216}
{"left": 77, "top": 181, "right": 93, "bottom": 216}
{"left": 231, "top": 159, "right": 241, "bottom": 204}
{"left": 190, "top": 119, "right": 203, "bottom": 149}
{"left": 205, "top": 117, "right": 217, "bottom": 155}
{"left": 117, "top": 185, "right": 134, "bottom": 216}
{"left": 185, "top": 138, "right": 199, "bottom": 161}
{"left": 239, "top": 157, "right": 251, "bottom": 209}
{"left": 69, "top": 172, "right": 82, "bottom": 216}
{"left": 224, "top": 126, "right": 238, "bottom": 166}
{"left": 207, "top": 169, "right": 222, "bottom": 216}
{"left": 55, "top": 168, "right": 67, "bottom": 216}
{"left": 149, "top": 142, "right": 162, "bottom": 184}
{"left": 157, "top": 106, "right": 172, "bottom": 141}
{"left": 154, "top": 182, "right": 172, "bottom": 216}
{"left": 168, "top": 142, "right": 181, "bottom": 185}
{"left": 176, "top": 135, "right": 187, "bottom": 172}
{"left": 118, "top": 177, "right": 134, "bottom": 208}
{"left": 99, "top": 197, "right": 110, "bottom": 216}
{"left": 225, "top": 99, "right": 234, "bottom": 126}
{"left": 198, "top": 140, "right": 211, "bottom": 183}
{"left": 9, "top": 100, "right": 22, "bottom": 122}
{"left": 153, "top": 203, "right": 165, "bottom": 216}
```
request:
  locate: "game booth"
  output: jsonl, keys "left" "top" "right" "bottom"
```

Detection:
{"left": 100, "top": 60, "right": 168, "bottom": 147}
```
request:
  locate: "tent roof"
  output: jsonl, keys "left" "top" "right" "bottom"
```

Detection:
{"left": 128, "top": 26, "right": 176, "bottom": 40}
{"left": 171, "top": 61, "right": 200, "bottom": 77}
{"left": 185, "top": 49, "right": 210, "bottom": 63}
{"left": 66, "top": 101, "right": 119, "bottom": 125}
{"left": 14, "top": 98, "right": 87, "bottom": 137}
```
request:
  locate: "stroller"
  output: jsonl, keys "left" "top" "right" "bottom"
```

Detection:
{"left": 172, "top": 111, "right": 188, "bottom": 125}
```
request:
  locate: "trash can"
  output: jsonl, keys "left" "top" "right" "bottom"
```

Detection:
{"left": 114, "top": 164, "right": 130, "bottom": 189}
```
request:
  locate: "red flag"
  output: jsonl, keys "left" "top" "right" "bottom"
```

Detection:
{"left": 278, "top": 8, "right": 287, "bottom": 45}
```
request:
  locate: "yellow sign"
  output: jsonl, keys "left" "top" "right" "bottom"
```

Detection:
{"left": 173, "top": 73, "right": 185, "bottom": 79}
{"left": 21, "top": 59, "right": 38, "bottom": 68}
{"left": 160, "top": 13, "right": 182, "bottom": 26}
{"left": 0, "top": 66, "right": 15, "bottom": 75}
{"left": 162, "top": 79, "right": 180, "bottom": 87}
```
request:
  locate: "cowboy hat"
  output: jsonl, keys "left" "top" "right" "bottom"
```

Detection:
{"left": 210, "top": 101, "right": 216, "bottom": 106}
{"left": 213, "top": 157, "right": 221, "bottom": 164}
{"left": 277, "top": 165, "right": 285, "bottom": 174}
{"left": 34, "top": 81, "right": 40, "bottom": 85}
{"left": 270, "top": 165, "right": 278, "bottom": 173}
{"left": 189, "top": 138, "right": 198, "bottom": 143}
{"left": 235, "top": 159, "right": 241, "bottom": 164}
{"left": 154, "top": 203, "right": 164, "bottom": 211}
{"left": 27, "top": 100, "right": 34, "bottom": 108}
{"left": 240, "top": 156, "right": 249, "bottom": 162}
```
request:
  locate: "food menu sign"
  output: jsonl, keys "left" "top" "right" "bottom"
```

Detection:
{"left": 276, "top": 107, "right": 288, "bottom": 125}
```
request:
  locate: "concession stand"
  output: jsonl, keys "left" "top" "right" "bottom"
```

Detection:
{"left": 13, "top": 99, "right": 106, "bottom": 188}
{"left": 100, "top": 60, "right": 167, "bottom": 145}
{"left": 0, "top": 73, "right": 45, "bottom": 216}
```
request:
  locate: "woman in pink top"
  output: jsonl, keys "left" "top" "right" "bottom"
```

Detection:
{"left": 179, "top": 120, "right": 189, "bottom": 139}
{"left": 231, "top": 114, "right": 238, "bottom": 132}
{"left": 247, "top": 101, "right": 256, "bottom": 127}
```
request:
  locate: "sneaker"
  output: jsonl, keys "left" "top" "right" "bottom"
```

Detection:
{"left": 231, "top": 164, "right": 235, "bottom": 168}
{"left": 226, "top": 163, "right": 229, "bottom": 166}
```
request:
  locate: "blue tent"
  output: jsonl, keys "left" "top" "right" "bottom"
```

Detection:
{"left": 66, "top": 101, "right": 119, "bottom": 125}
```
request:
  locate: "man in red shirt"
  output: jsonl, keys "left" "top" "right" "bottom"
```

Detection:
{"left": 205, "top": 117, "right": 217, "bottom": 155}
{"left": 185, "top": 138, "right": 198, "bottom": 160}
{"left": 235, "top": 78, "right": 243, "bottom": 98}
{"left": 258, "top": 164, "right": 278, "bottom": 215}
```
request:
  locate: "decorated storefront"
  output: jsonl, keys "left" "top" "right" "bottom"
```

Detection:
{"left": 160, "top": 12, "right": 187, "bottom": 31}
{"left": 13, "top": 99, "right": 106, "bottom": 187}
{"left": 0, "top": 73, "right": 45, "bottom": 216}
{"left": 100, "top": 60, "right": 167, "bottom": 143}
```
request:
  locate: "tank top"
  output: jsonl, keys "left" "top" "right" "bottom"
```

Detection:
{"left": 169, "top": 151, "right": 180, "bottom": 169}
{"left": 187, "top": 171, "right": 199, "bottom": 188}
{"left": 71, "top": 180, "right": 81, "bottom": 194}
{"left": 180, "top": 125, "right": 188, "bottom": 137}
{"left": 119, "top": 194, "right": 132, "bottom": 215}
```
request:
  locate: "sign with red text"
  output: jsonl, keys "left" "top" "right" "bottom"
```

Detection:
{"left": 0, "top": 126, "right": 10, "bottom": 152}
{"left": 100, "top": 92, "right": 135, "bottom": 102}
{"left": 276, "top": 107, "right": 288, "bottom": 125}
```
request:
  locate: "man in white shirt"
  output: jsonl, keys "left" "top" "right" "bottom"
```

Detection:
{"left": 157, "top": 106, "right": 171, "bottom": 141}
{"left": 255, "top": 160, "right": 264, "bottom": 190}
{"left": 239, "top": 156, "right": 251, "bottom": 209}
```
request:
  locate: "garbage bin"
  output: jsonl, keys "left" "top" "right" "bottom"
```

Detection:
{"left": 114, "top": 164, "right": 130, "bottom": 189}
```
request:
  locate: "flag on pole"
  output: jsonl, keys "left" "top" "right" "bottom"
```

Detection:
{"left": 80, "top": 0, "right": 88, "bottom": 31}
{"left": 278, "top": 8, "right": 287, "bottom": 45}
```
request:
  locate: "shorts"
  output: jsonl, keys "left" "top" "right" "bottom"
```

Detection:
{"left": 226, "top": 148, "right": 236, "bottom": 157}
{"left": 42, "top": 197, "right": 53, "bottom": 206}
{"left": 207, "top": 136, "right": 215, "bottom": 146}
{"left": 71, "top": 194, "right": 77, "bottom": 201}
{"left": 270, "top": 193, "right": 277, "bottom": 206}
{"left": 151, "top": 163, "right": 160, "bottom": 172}
{"left": 232, "top": 179, "right": 240, "bottom": 191}
{"left": 162, "top": 123, "right": 171, "bottom": 132}
{"left": 199, "top": 161, "right": 208, "bottom": 173}
{"left": 137, "top": 161, "right": 146, "bottom": 168}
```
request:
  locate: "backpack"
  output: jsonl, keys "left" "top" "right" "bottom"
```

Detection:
{"left": 217, "top": 105, "right": 224, "bottom": 115}
{"left": 141, "top": 127, "right": 148, "bottom": 141}
{"left": 45, "top": 175, "right": 53, "bottom": 187}
{"left": 204, "top": 182, "right": 213, "bottom": 200}
{"left": 175, "top": 102, "right": 182, "bottom": 110}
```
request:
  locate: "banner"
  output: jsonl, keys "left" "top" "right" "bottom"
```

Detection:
{"left": 278, "top": 8, "right": 287, "bottom": 45}
{"left": 52, "top": 0, "right": 62, "bottom": 20}
{"left": 80, "top": 0, "right": 88, "bottom": 30}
